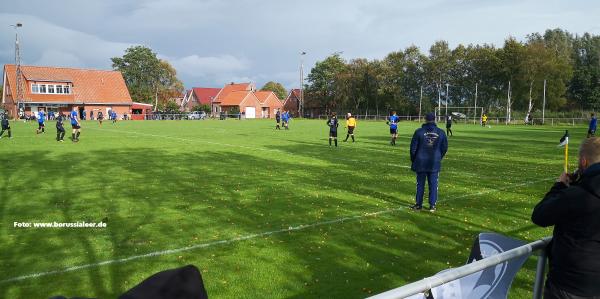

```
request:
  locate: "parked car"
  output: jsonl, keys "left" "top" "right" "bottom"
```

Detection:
{"left": 188, "top": 111, "right": 206, "bottom": 120}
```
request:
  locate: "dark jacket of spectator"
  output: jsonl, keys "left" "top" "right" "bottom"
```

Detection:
{"left": 410, "top": 122, "right": 448, "bottom": 172}
{"left": 532, "top": 162, "right": 600, "bottom": 296}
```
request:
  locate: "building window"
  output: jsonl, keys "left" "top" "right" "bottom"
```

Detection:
{"left": 30, "top": 83, "right": 70, "bottom": 94}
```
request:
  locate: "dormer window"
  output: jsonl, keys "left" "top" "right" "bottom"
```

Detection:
{"left": 31, "top": 83, "right": 71, "bottom": 94}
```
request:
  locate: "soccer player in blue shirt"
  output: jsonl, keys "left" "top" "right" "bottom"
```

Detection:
{"left": 70, "top": 108, "right": 81, "bottom": 142}
{"left": 112, "top": 111, "right": 118, "bottom": 124}
{"left": 386, "top": 111, "right": 400, "bottom": 146}
{"left": 327, "top": 112, "right": 339, "bottom": 147}
{"left": 36, "top": 108, "right": 46, "bottom": 134}
{"left": 588, "top": 113, "right": 597, "bottom": 138}
{"left": 0, "top": 113, "right": 11, "bottom": 139}
{"left": 282, "top": 111, "right": 290, "bottom": 130}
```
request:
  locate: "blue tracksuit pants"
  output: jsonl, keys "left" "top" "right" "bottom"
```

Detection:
{"left": 415, "top": 172, "right": 439, "bottom": 207}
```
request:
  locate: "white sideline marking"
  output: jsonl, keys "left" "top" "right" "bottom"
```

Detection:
{"left": 1, "top": 177, "right": 552, "bottom": 284}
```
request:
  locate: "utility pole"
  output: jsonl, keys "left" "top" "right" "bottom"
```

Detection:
{"left": 506, "top": 81, "right": 511, "bottom": 125}
{"left": 474, "top": 83, "right": 478, "bottom": 124}
{"left": 419, "top": 85, "right": 423, "bottom": 122}
{"left": 299, "top": 51, "right": 306, "bottom": 118}
{"left": 445, "top": 83, "right": 449, "bottom": 118}
{"left": 542, "top": 79, "right": 546, "bottom": 125}
{"left": 437, "top": 83, "right": 441, "bottom": 122}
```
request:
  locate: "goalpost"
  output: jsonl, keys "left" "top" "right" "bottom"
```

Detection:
{"left": 434, "top": 106, "right": 484, "bottom": 124}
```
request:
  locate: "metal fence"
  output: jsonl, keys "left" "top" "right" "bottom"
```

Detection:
{"left": 367, "top": 236, "right": 552, "bottom": 299}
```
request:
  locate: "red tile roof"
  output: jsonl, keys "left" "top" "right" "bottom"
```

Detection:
{"left": 219, "top": 90, "right": 254, "bottom": 106}
{"left": 3, "top": 64, "right": 132, "bottom": 104}
{"left": 213, "top": 82, "right": 253, "bottom": 103}
{"left": 287, "top": 88, "right": 302, "bottom": 100}
{"left": 192, "top": 87, "right": 220, "bottom": 105}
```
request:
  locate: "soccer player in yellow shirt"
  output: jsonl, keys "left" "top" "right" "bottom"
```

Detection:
{"left": 344, "top": 113, "right": 357, "bottom": 142}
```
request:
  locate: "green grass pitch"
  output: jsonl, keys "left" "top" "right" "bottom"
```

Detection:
{"left": 0, "top": 118, "right": 586, "bottom": 298}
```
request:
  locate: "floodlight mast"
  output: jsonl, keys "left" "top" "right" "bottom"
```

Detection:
{"left": 299, "top": 51, "right": 306, "bottom": 118}
{"left": 10, "top": 23, "right": 24, "bottom": 115}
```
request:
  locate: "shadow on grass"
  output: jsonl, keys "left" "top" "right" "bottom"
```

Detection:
{"left": 0, "top": 141, "right": 548, "bottom": 298}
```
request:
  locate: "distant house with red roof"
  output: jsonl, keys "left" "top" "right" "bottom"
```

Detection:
{"left": 210, "top": 82, "right": 283, "bottom": 118}
{"left": 283, "top": 89, "right": 301, "bottom": 117}
{"left": 255, "top": 91, "right": 283, "bottom": 118}
{"left": 2, "top": 64, "right": 132, "bottom": 118}
{"left": 181, "top": 87, "right": 220, "bottom": 112}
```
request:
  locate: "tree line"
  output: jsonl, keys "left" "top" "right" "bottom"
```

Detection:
{"left": 304, "top": 28, "right": 600, "bottom": 118}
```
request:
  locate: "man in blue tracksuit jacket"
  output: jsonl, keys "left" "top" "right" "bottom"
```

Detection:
{"left": 410, "top": 112, "right": 448, "bottom": 212}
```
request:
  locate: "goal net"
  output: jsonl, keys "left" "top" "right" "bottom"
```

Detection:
{"left": 434, "top": 106, "right": 484, "bottom": 124}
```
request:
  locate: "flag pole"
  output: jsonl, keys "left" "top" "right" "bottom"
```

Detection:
{"left": 559, "top": 130, "right": 569, "bottom": 173}
{"left": 564, "top": 143, "right": 568, "bottom": 173}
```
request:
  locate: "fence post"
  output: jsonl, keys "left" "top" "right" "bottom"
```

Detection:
{"left": 532, "top": 247, "right": 548, "bottom": 299}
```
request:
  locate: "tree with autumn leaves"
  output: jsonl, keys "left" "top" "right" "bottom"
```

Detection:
{"left": 111, "top": 46, "right": 184, "bottom": 110}
{"left": 305, "top": 28, "right": 595, "bottom": 117}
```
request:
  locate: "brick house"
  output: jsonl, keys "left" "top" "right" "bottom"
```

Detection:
{"left": 211, "top": 82, "right": 283, "bottom": 118}
{"left": 283, "top": 88, "right": 301, "bottom": 117}
{"left": 255, "top": 91, "right": 283, "bottom": 118}
{"left": 181, "top": 87, "right": 220, "bottom": 112}
{"left": 2, "top": 64, "right": 132, "bottom": 119}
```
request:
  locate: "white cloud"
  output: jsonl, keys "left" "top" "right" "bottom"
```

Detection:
{"left": 2, "top": 0, "right": 600, "bottom": 90}
{"left": 0, "top": 13, "right": 132, "bottom": 69}
{"left": 35, "top": 50, "right": 84, "bottom": 67}
{"left": 167, "top": 54, "right": 249, "bottom": 77}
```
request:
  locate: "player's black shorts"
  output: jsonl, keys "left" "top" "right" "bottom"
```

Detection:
{"left": 276, "top": 117, "right": 281, "bottom": 123}
{"left": 1, "top": 125, "right": 9, "bottom": 130}
{"left": 56, "top": 126, "right": 65, "bottom": 132}
{"left": 329, "top": 130, "right": 337, "bottom": 138}
{"left": 72, "top": 124, "right": 81, "bottom": 129}
{"left": 589, "top": 129, "right": 596, "bottom": 135}
{"left": 446, "top": 124, "right": 452, "bottom": 128}
{"left": 38, "top": 122, "right": 45, "bottom": 128}
{"left": 390, "top": 128, "right": 397, "bottom": 135}
{"left": 347, "top": 126, "right": 355, "bottom": 134}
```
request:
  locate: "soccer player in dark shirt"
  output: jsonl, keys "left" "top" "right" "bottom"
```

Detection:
{"left": 0, "top": 113, "right": 11, "bottom": 139}
{"left": 446, "top": 115, "right": 453, "bottom": 137}
{"left": 327, "top": 112, "right": 339, "bottom": 147}
{"left": 56, "top": 114, "right": 66, "bottom": 142}
{"left": 275, "top": 110, "right": 281, "bottom": 130}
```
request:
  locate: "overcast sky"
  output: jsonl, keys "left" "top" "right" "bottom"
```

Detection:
{"left": 1, "top": 0, "right": 599, "bottom": 91}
